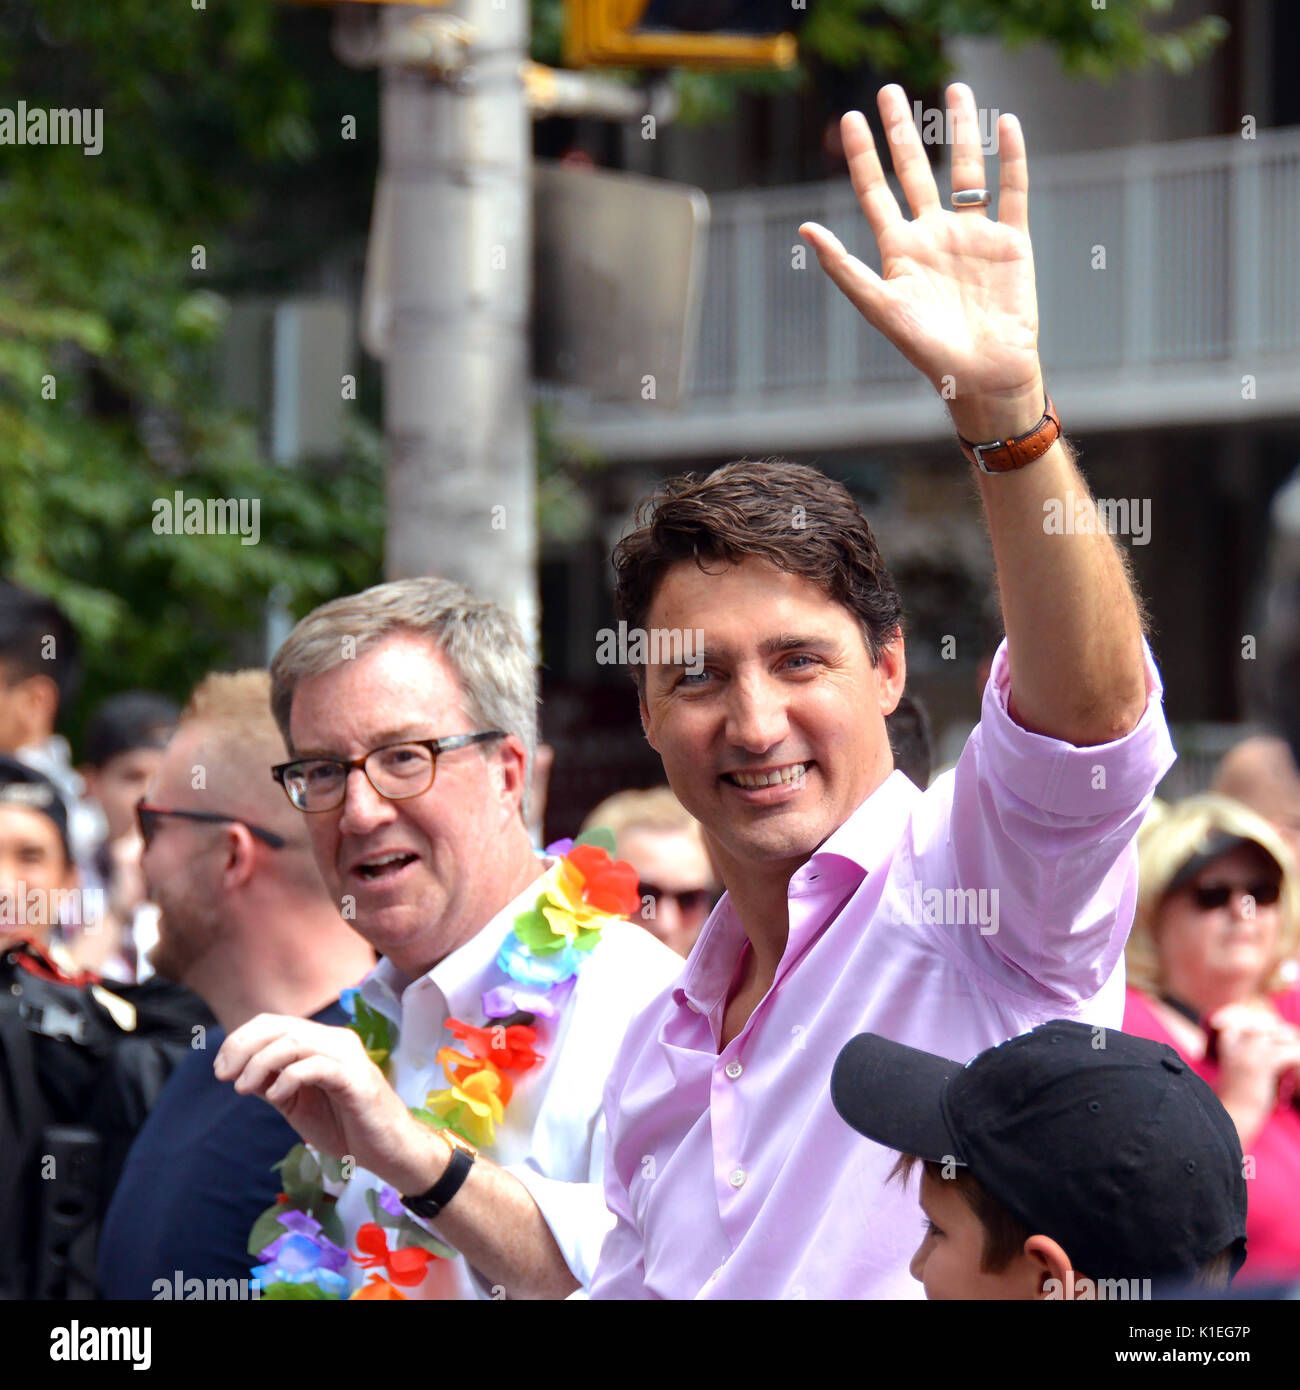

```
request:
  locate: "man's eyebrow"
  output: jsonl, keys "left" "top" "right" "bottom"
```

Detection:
{"left": 288, "top": 726, "right": 441, "bottom": 758}
{"left": 685, "top": 633, "right": 837, "bottom": 664}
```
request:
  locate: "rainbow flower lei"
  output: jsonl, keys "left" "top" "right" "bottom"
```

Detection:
{"left": 248, "top": 831, "right": 639, "bottom": 1299}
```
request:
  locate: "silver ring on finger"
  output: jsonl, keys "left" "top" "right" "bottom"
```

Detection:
{"left": 951, "top": 187, "right": 991, "bottom": 209}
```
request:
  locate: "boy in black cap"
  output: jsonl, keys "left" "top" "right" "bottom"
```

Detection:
{"left": 831, "top": 1020, "right": 1248, "bottom": 1299}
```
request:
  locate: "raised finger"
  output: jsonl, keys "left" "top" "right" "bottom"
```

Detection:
{"left": 996, "top": 112, "right": 1029, "bottom": 234}
{"left": 265, "top": 1054, "right": 349, "bottom": 1108}
{"left": 946, "top": 84, "right": 988, "bottom": 216}
{"left": 838, "top": 110, "right": 903, "bottom": 241}
{"left": 214, "top": 1012, "right": 305, "bottom": 1080}
{"left": 232, "top": 1035, "right": 316, "bottom": 1097}
{"left": 877, "top": 84, "right": 940, "bottom": 220}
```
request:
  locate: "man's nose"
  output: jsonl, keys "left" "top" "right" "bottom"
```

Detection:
{"left": 725, "top": 673, "right": 790, "bottom": 753}
{"left": 909, "top": 1235, "right": 930, "bottom": 1284}
{"left": 337, "top": 768, "right": 399, "bottom": 836}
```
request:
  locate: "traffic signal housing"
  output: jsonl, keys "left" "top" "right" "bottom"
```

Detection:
{"left": 565, "top": 0, "right": 808, "bottom": 72}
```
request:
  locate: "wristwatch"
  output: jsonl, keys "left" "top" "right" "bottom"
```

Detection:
{"left": 400, "top": 1129, "right": 477, "bottom": 1221}
{"left": 957, "top": 397, "right": 1061, "bottom": 473}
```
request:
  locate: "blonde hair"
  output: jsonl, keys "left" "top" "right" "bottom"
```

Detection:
{"left": 179, "top": 671, "right": 303, "bottom": 845}
{"left": 581, "top": 786, "right": 704, "bottom": 845}
{"left": 1127, "top": 793, "right": 1300, "bottom": 996}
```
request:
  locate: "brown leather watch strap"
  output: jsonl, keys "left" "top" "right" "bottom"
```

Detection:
{"left": 957, "top": 397, "right": 1061, "bottom": 473}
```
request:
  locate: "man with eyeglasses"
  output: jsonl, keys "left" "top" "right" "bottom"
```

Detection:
{"left": 214, "top": 577, "right": 682, "bottom": 1300}
{"left": 96, "top": 671, "right": 376, "bottom": 1299}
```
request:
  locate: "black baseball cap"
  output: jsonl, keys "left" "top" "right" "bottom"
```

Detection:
{"left": 831, "top": 1021, "right": 1248, "bottom": 1286}
{"left": 0, "top": 756, "right": 72, "bottom": 861}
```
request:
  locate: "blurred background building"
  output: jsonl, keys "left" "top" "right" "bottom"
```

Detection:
{"left": 537, "top": 0, "right": 1300, "bottom": 827}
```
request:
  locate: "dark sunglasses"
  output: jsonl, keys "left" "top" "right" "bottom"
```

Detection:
{"left": 136, "top": 802, "right": 287, "bottom": 850}
{"left": 1189, "top": 880, "right": 1281, "bottom": 911}
{"left": 638, "top": 882, "right": 714, "bottom": 917}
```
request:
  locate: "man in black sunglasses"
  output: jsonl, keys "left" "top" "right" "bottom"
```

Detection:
{"left": 97, "top": 671, "right": 375, "bottom": 1300}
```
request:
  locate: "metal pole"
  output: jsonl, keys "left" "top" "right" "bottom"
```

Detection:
{"left": 379, "top": 0, "right": 537, "bottom": 642}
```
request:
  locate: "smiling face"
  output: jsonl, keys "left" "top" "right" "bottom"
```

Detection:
{"left": 637, "top": 558, "right": 904, "bottom": 887}
{"left": 1155, "top": 843, "right": 1284, "bottom": 1011}
{"left": 286, "top": 631, "right": 532, "bottom": 977}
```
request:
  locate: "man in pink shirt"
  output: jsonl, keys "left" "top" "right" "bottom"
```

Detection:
{"left": 585, "top": 81, "right": 1176, "bottom": 1299}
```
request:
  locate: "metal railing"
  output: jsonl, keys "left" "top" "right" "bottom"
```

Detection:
{"left": 687, "top": 126, "right": 1300, "bottom": 406}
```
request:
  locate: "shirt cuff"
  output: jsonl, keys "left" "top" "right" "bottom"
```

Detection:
{"left": 505, "top": 1164, "right": 615, "bottom": 1290}
{"left": 978, "top": 636, "right": 1176, "bottom": 817}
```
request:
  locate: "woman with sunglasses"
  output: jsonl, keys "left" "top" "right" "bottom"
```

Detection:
{"left": 1123, "top": 793, "right": 1300, "bottom": 1283}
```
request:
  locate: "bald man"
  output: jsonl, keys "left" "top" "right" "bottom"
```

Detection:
{"left": 97, "top": 672, "right": 375, "bottom": 1299}
{"left": 1213, "top": 735, "right": 1300, "bottom": 870}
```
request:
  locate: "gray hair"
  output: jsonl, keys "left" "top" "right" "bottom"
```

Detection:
{"left": 269, "top": 577, "right": 537, "bottom": 819}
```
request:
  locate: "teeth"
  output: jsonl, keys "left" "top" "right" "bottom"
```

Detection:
{"left": 361, "top": 853, "right": 411, "bottom": 871}
{"left": 731, "top": 764, "right": 806, "bottom": 789}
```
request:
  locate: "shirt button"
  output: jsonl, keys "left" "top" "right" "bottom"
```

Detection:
{"left": 729, "top": 1168, "right": 746, "bottom": 1188}
{"left": 724, "top": 1061, "right": 743, "bottom": 1080}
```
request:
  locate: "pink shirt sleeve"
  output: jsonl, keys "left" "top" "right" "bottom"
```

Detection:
{"left": 909, "top": 637, "right": 1176, "bottom": 1006}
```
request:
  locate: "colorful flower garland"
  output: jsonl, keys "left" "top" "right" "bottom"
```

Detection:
{"left": 248, "top": 832, "right": 640, "bottom": 1299}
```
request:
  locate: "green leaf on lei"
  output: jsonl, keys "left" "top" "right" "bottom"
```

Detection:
{"left": 259, "top": 1281, "right": 338, "bottom": 1300}
{"left": 573, "top": 826, "right": 617, "bottom": 855}
{"left": 247, "top": 1204, "right": 291, "bottom": 1260}
{"left": 514, "top": 907, "right": 566, "bottom": 954}
{"left": 275, "top": 1144, "right": 322, "bottom": 1202}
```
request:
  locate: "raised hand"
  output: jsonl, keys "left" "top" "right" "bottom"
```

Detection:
{"left": 214, "top": 1014, "right": 443, "bottom": 1195}
{"left": 800, "top": 83, "right": 1043, "bottom": 446}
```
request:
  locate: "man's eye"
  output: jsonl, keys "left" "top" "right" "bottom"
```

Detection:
{"left": 678, "top": 670, "right": 711, "bottom": 687}
{"left": 925, "top": 1219, "right": 944, "bottom": 1238}
{"left": 303, "top": 763, "right": 341, "bottom": 786}
{"left": 784, "top": 654, "right": 816, "bottom": 670}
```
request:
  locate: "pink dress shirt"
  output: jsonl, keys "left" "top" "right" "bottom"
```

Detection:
{"left": 588, "top": 639, "right": 1176, "bottom": 1299}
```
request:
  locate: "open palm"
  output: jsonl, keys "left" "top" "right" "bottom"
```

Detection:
{"left": 801, "top": 84, "right": 1044, "bottom": 441}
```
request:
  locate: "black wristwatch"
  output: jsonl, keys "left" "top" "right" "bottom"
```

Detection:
{"left": 400, "top": 1130, "right": 477, "bottom": 1220}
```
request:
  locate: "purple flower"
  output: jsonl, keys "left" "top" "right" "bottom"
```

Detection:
{"left": 481, "top": 984, "right": 565, "bottom": 1021}
{"left": 544, "top": 837, "right": 574, "bottom": 857}
{"left": 259, "top": 1222, "right": 349, "bottom": 1274}
{"left": 377, "top": 1185, "right": 404, "bottom": 1218}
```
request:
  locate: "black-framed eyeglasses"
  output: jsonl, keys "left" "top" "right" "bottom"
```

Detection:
{"left": 270, "top": 730, "right": 506, "bottom": 813}
{"left": 136, "top": 802, "right": 288, "bottom": 850}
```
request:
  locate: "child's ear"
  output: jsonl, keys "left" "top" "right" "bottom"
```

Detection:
{"left": 1023, "top": 1234, "right": 1074, "bottom": 1298}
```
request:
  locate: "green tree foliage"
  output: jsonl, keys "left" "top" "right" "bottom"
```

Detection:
{"left": 531, "top": 0, "right": 1228, "bottom": 121}
{"left": 0, "top": 0, "right": 384, "bottom": 731}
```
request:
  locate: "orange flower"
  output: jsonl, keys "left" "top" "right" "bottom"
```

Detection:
{"left": 350, "top": 1274, "right": 407, "bottom": 1300}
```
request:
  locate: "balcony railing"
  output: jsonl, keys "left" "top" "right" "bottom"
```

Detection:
{"left": 559, "top": 126, "right": 1300, "bottom": 459}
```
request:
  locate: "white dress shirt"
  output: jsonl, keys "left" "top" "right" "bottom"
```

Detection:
{"left": 327, "top": 863, "right": 684, "bottom": 1298}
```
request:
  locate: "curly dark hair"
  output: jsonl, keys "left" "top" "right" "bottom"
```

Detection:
{"left": 612, "top": 460, "right": 903, "bottom": 684}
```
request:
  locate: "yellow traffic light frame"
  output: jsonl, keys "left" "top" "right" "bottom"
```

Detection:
{"left": 565, "top": 0, "right": 798, "bottom": 72}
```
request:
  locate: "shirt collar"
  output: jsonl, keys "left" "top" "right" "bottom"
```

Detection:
{"left": 361, "top": 859, "right": 551, "bottom": 1026}
{"left": 673, "top": 769, "right": 921, "bottom": 1016}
